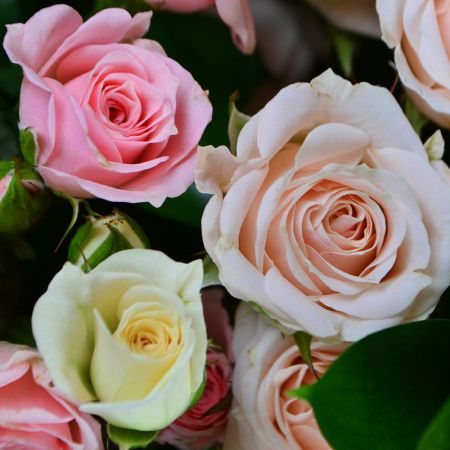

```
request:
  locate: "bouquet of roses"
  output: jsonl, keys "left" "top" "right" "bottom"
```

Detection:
{"left": 0, "top": 0, "right": 449, "bottom": 449}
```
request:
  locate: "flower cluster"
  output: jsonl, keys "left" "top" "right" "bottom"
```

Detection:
{"left": 0, "top": 1, "right": 449, "bottom": 449}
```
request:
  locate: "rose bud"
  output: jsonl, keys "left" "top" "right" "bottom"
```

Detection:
{"left": 0, "top": 160, "right": 48, "bottom": 233}
{"left": 68, "top": 209, "right": 149, "bottom": 271}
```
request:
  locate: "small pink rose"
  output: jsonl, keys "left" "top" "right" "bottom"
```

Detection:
{"left": 3, "top": 5, "right": 212, "bottom": 206}
{"left": 158, "top": 348, "right": 232, "bottom": 450}
{"left": 0, "top": 342, "right": 102, "bottom": 450}
{"left": 223, "top": 306, "right": 346, "bottom": 450}
{"left": 145, "top": 0, "right": 256, "bottom": 54}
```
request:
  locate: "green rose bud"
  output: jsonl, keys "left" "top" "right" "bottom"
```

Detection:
{"left": 68, "top": 209, "right": 150, "bottom": 271}
{"left": 0, "top": 161, "right": 48, "bottom": 233}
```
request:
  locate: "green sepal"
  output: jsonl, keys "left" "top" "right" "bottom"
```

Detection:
{"left": 293, "top": 331, "right": 318, "bottom": 379}
{"left": 67, "top": 221, "right": 93, "bottom": 265}
{"left": 202, "top": 254, "right": 220, "bottom": 288}
{"left": 80, "top": 225, "right": 133, "bottom": 272}
{"left": 19, "top": 127, "right": 38, "bottom": 165}
{"left": 248, "top": 301, "right": 294, "bottom": 335}
{"left": 0, "top": 160, "right": 14, "bottom": 179}
{"left": 53, "top": 192, "right": 80, "bottom": 251}
{"left": 114, "top": 208, "right": 151, "bottom": 249}
{"left": 188, "top": 372, "right": 207, "bottom": 410}
{"left": 107, "top": 424, "right": 158, "bottom": 450}
{"left": 228, "top": 92, "right": 250, "bottom": 155}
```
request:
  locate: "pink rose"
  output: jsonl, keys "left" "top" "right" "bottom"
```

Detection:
{"left": 377, "top": 0, "right": 450, "bottom": 128}
{"left": 3, "top": 5, "right": 212, "bottom": 206}
{"left": 145, "top": 0, "right": 255, "bottom": 54}
{"left": 223, "top": 305, "right": 345, "bottom": 450}
{"left": 306, "top": 0, "right": 380, "bottom": 37}
{"left": 0, "top": 342, "right": 102, "bottom": 450}
{"left": 196, "top": 69, "right": 450, "bottom": 342}
{"left": 158, "top": 288, "right": 233, "bottom": 449}
{"left": 158, "top": 348, "right": 232, "bottom": 450}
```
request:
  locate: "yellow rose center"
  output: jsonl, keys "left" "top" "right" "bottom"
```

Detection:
{"left": 119, "top": 310, "right": 183, "bottom": 357}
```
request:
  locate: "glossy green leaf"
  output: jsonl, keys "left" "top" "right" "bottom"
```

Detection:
{"left": 417, "top": 397, "right": 450, "bottom": 450}
{"left": 291, "top": 320, "right": 450, "bottom": 450}
{"left": 248, "top": 301, "right": 294, "bottom": 335}
{"left": 107, "top": 424, "right": 158, "bottom": 450}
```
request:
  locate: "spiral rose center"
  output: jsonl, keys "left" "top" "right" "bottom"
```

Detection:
{"left": 265, "top": 345, "right": 331, "bottom": 450}
{"left": 117, "top": 303, "right": 183, "bottom": 358}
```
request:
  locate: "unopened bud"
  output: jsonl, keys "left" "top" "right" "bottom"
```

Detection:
{"left": 0, "top": 161, "right": 48, "bottom": 233}
{"left": 68, "top": 209, "right": 149, "bottom": 271}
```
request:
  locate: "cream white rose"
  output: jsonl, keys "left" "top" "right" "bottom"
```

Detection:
{"left": 196, "top": 70, "right": 450, "bottom": 342}
{"left": 377, "top": 0, "right": 450, "bottom": 127}
{"left": 224, "top": 305, "right": 346, "bottom": 450}
{"left": 32, "top": 249, "right": 207, "bottom": 431}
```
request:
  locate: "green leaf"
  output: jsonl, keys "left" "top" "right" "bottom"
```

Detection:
{"left": 293, "top": 331, "right": 318, "bottom": 379}
{"left": 107, "top": 424, "right": 158, "bottom": 450}
{"left": 202, "top": 254, "right": 220, "bottom": 288}
{"left": 403, "top": 95, "right": 428, "bottom": 136}
{"left": 290, "top": 320, "right": 450, "bottom": 450}
{"left": 53, "top": 192, "right": 80, "bottom": 251}
{"left": 330, "top": 27, "right": 357, "bottom": 77}
{"left": 228, "top": 92, "right": 250, "bottom": 155}
{"left": 417, "top": 397, "right": 450, "bottom": 450}
{"left": 19, "top": 127, "right": 37, "bottom": 165}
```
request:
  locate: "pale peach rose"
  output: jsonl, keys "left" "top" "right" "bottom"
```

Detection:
{"left": 196, "top": 69, "right": 450, "bottom": 342}
{"left": 377, "top": 0, "right": 450, "bottom": 128}
{"left": 306, "top": 0, "right": 380, "bottom": 37}
{"left": 145, "top": 0, "right": 255, "bottom": 54}
{"left": 223, "top": 305, "right": 345, "bottom": 450}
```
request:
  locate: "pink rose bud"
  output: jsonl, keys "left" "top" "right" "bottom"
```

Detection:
{"left": 158, "top": 348, "right": 233, "bottom": 450}
{"left": 145, "top": 0, "right": 256, "bottom": 54}
{"left": 0, "top": 342, "right": 103, "bottom": 450}
{"left": 0, "top": 161, "right": 48, "bottom": 233}
{"left": 3, "top": 5, "right": 212, "bottom": 206}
